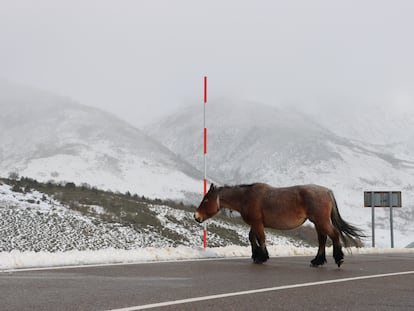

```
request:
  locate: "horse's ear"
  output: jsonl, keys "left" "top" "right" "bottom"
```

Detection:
{"left": 210, "top": 183, "right": 215, "bottom": 190}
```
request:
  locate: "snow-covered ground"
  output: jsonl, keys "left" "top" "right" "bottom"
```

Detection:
{"left": 0, "top": 182, "right": 306, "bottom": 252}
{"left": 1, "top": 182, "right": 413, "bottom": 271}
{"left": 1, "top": 178, "right": 413, "bottom": 272}
{"left": 1, "top": 246, "right": 414, "bottom": 271}
{"left": 0, "top": 181, "right": 322, "bottom": 271}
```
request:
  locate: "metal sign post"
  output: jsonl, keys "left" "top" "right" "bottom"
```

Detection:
{"left": 389, "top": 191, "right": 394, "bottom": 248}
{"left": 371, "top": 191, "right": 375, "bottom": 247}
{"left": 364, "top": 191, "right": 402, "bottom": 248}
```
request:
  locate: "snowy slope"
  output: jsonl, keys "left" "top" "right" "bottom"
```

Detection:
{"left": 147, "top": 99, "right": 414, "bottom": 248}
{"left": 299, "top": 101, "right": 414, "bottom": 161}
{"left": 0, "top": 80, "right": 201, "bottom": 201}
{"left": 0, "top": 181, "right": 307, "bottom": 253}
{"left": 2, "top": 180, "right": 413, "bottom": 271}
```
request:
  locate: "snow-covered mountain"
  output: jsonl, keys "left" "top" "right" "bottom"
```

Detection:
{"left": 299, "top": 101, "right": 414, "bottom": 162}
{"left": 1, "top": 80, "right": 413, "bottom": 248}
{"left": 148, "top": 98, "right": 414, "bottom": 248}
{"left": 0, "top": 81, "right": 201, "bottom": 201}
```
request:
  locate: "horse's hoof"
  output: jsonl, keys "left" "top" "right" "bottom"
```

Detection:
{"left": 336, "top": 259, "right": 344, "bottom": 267}
{"left": 310, "top": 257, "right": 327, "bottom": 267}
{"left": 253, "top": 256, "right": 268, "bottom": 264}
{"left": 252, "top": 249, "right": 269, "bottom": 264}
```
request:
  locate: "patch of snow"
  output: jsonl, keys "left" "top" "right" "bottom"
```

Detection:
{"left": 0, "top": 183, "right": 64, "bottom": 212}
{"left": 1, "top": 246, "right": 413, "bottom": 271}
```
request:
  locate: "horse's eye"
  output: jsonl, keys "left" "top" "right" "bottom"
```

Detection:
{"left": 204, "top": 199, "right": 209, "bottom": 203}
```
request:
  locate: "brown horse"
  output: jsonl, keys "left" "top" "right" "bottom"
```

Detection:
{"left": 194, "top": 183, "right": 364, "bottom": 267}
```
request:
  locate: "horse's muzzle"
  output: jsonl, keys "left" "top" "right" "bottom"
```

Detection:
{"left": 194, "top": 212, "right": 203, "bottom": 223}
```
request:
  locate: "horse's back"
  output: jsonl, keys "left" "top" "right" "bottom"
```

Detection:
{"left": 255, "top": 183, "right": 331, "bottom": 199}
{"left": 282, "top": 184, "right": 332, "bottom": 207}
{"left": 278, "top": 184, "right": 330, "bottom": 193}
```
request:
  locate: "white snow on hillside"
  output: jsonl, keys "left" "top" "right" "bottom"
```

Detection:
{"left": 1, "top": 180, "right": 414, "bottom": 271}
{"left": 0, "top": 183, "right": 168, "bottom": 251}
{"left": 20, "top": 149, "right": 200, "bottom": 201}
{"left": 0, "top": 182, "right": 306, "bottom": 251}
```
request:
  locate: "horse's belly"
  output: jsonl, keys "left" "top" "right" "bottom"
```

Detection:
{"left": 264, "top": 213, "right": 307, "bottom": 230}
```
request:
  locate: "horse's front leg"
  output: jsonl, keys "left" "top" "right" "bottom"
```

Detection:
{"left": 249, "top": 225, "right": 269, "bottom": 264}
{"left": 248, "top": 229, "right": 260, "bottom": 262}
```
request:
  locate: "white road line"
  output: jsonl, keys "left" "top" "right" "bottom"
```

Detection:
{"left": 0, "top": 257, "right": 246, "bottom": 273}
{"left": 106, "top": 270, "right": 414, "bottom": 311}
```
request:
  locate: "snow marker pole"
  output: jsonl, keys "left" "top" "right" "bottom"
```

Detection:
{"left": 203, "top": 76, "right": 207, "bottom": 249}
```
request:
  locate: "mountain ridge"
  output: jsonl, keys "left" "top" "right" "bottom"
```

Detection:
{"left": 0, "top": 80, "right": 202, "bottom": 201}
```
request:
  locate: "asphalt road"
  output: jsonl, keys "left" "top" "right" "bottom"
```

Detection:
{"left": 1, "top": 253, "right": 414, "bottom": 311}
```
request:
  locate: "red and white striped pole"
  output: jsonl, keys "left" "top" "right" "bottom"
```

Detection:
{"left": 203, "top": 75, "right": 207, "bottom": 249}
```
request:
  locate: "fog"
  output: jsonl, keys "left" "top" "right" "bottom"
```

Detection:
{"left": 1, "top": 0, "right": 414, "bottom": 127}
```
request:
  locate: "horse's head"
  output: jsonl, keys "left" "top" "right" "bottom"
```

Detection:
{"left": 194, "top": 183, "right": 220, "bottom": 223}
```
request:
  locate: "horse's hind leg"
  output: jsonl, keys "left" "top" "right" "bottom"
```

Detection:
{"left": 312, "top": 223, "right": 344, "bottom": 267}
{"left": 328, "top": 227, "right": 344, "bottom": 267}
{"left": 249, "top": 226, "right": 269, "bottom": 264}
{"left": 311, "top": 225, "right": 328, "bottom": 267}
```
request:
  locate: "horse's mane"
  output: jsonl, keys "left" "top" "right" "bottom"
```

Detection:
{"left": 221, "top": 183, "right": 256, "bottom": 189}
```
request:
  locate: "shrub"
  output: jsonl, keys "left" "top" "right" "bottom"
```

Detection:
{"left": 8, "top": 172, "right": 19, "bottom": 180}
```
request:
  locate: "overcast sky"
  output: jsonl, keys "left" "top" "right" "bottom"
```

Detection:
{"left": 1, "top": 0, "right": 414, "bottom": 127}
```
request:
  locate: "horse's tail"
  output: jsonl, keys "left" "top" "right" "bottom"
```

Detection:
{"left": 329, "top": 190, "right": 365, "bottom": 247}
